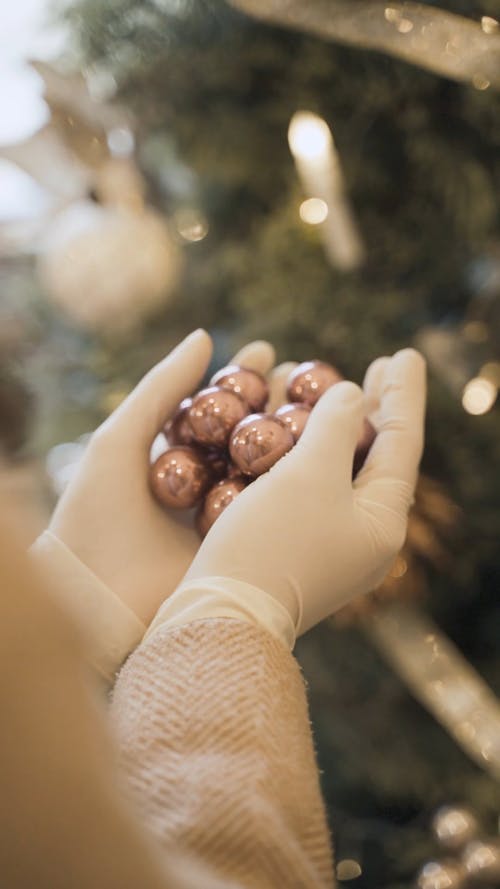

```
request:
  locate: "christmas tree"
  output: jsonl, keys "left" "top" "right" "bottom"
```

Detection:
{"left": 7, "top": 0, "right": 500, "bottom": 884}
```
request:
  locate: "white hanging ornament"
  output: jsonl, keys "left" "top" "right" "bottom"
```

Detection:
{"left": 38, "top": 158, "right": 182, "bottom": 335}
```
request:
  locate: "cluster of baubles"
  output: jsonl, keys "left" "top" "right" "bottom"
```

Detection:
{"left": 416, "top": 805, "right": 500, "bottom": 889}
{"left": 149, "top": 360, "right": 376, "bottom": 537}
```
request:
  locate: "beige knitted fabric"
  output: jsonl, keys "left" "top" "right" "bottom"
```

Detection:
{"left": 111, "top": 618, "right": 335, "bottom": 889}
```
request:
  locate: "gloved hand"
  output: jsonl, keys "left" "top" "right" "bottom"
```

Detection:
{"left": 145, "top": 349, "right": 426, "bottom": 649}
{"left": 31, "top": 330, "right": 276, "bottom": 678}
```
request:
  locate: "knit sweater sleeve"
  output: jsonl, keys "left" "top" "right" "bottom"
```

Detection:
{"left": 110, "top": 618, "right": 335, "bottom": 889}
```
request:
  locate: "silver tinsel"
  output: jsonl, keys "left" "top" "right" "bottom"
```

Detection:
{"left": 227, "top": 1, "right": 500, "bottom": 91}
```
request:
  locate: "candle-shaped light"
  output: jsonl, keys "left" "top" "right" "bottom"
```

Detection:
{"left": 288, "top": 111, "right": 364, "bottom": 271}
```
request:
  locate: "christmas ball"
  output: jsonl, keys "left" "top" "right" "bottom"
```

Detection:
{"left": 39, "top": 202, "right": 182, "bottom": 336}
{"left": 188, "top": 387, "right": 248, "bottom": 448}
{"left": 210, "top": 364, "right": 269, "bottom": 412}
{"left": 432, "top": 806, "right": 479, "bottom": 852}
{"left": 150, "top": 446, "right": 211, "bottom": 509}
{"left": 417, "top": 860, "right": 466, "bottom": 889}
{"left": 286, "top": 360, "right": 343, "bottom": 406}
{"left": 462, "top": 839, "right": 500, "bottom": 883}
{"left": 353, "top": 418, "right": 377, "bottom": 476}
{"left": 274, "top": 402, "right": 311, "bottom": 442}
{"left": 197, "top": 476, "right": 247, "bottom": 537}
{"left": 165, "top": 397, "right": 195, "bottom": 446}
{"left": 229, "top": 413, "right": 294, "bottom": 477}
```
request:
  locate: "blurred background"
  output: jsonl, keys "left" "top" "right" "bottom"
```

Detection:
{"left": 2, "top": 1, "right": 500, "bottom": 886}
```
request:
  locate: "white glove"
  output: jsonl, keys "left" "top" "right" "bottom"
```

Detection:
{"left": 31, "top": 330, "right": 276, "bottom": 679}
{"left": 146, "top": 349, "right": 426, "bottom": 649}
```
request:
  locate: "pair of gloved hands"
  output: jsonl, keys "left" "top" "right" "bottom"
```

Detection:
{"left": 33, "top": 330, "right": 426, "bottom": 672}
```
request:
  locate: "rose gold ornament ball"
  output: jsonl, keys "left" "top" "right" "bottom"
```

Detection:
{"left": 287, "top": 360, "right": 343, "bottom": 406}
{"left": 274, "top": 402, "right": 311, "bottom": 442}
{"left": 188, "top": 386, "right": 248, "bottom": 448}
{"left": 164, "top": 397, "right": 195, "bottom": 446}
{"left": 149, "top": 445, "right": 211, "bottom": 509}
{"left": 229, "top": 413, "right": 294, "bottom": 477}
{"left": 210, "top": 364, "right": 269, "bottom": 412}
{"left": 196, "top": 476, "right": 247, "bottom": 538}
{"left": 353, "top": 418, "right": 377, "bottom": 476}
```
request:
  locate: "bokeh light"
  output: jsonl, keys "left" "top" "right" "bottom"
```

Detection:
{"left": 299, "top": 197, "right": 329, "bottom": 225}
{"left": 462, "top": 378, "right": 497, "bottom": 415}
{"left": 174, "top": 207, "right": 209, "bottom": 242}
{"left": 288, "top": 111, "right": 332, "bottom": 162}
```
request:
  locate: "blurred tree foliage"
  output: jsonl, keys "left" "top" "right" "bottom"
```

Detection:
{"left": 55, "top": 1, "right": 500, "bottom": 884}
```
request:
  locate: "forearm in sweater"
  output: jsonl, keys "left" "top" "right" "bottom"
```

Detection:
{"left": 0, "top": 512, "right": 236, "bottom": 889}
{"left": 111, "top": 618, "right": 336, "bottom": 889}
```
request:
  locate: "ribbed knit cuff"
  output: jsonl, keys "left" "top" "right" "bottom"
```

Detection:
{"left": 144, "top": 576, "right": 297, "bottom": 650}
{"left": 30, "top": 531, "right": 146, "bottom": 682}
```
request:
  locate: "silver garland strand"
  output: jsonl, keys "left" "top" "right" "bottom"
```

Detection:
{"left": 227, "top": 1, "right": 500, "bottom": 91}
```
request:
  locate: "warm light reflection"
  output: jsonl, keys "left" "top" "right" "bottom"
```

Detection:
{"left": 462, "top": 378, "right": 497, "bottom": 415}
{"left": 418, "top": 860, "right": 462, "bottom": 889}
{"left": 336, "top": 859, "right": 362, "bottom": 881}
{"left": 472, "top": 73, "right": 491, "bottom": 90}
{"left": 299, "top": 197, "right": 328, "bottom": 225}
{"left": 384, "top": 8, "right": 399, "bottom": 24}
{"left": 389, "top": 555, "right": 408, "bottom": 579}
{"left": 384, "top": 7, "right": 413, "bottom": 32}
{"left": 481, "top": 16, "right": 499, "bottom": 34}
{"left": 288, "top": 111, "right": 332, "bottom": 162}
{"left": 174, "top": 208, "right": 209, "bottom": 242}
{"left": 397, "top": 18, "right": 414, "bottom": 34}
{"left": 464, "top": 840, "right": 500, "bottom": 875}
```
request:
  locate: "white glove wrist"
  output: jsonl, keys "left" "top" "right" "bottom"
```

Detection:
{"left": 144, "top": 576, "right": 299, "bottom": 650}
{"left": 30, "top": 531, "right": 146, "bottom": 681}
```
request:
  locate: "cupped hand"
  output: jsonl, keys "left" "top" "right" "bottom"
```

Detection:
{"left": 49, "top": 330, "right": 276, "bottom": 624}
{"left": 180, "top": 349, "right": 426, "bottom": 636}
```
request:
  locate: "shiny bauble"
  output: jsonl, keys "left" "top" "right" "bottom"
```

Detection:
{"left": 462, "top": 839, "right": 500, "bottom": 884}
{"left": 210, "top": 364, "right": 269, "bottom": 412}
{"left": 353, "top": 418, "right": 377, "bottom": 476}
{"left": 196, "top": 476, "right": 247, "bottom": 537}
{"left": 150, "top": 446, "right": 211, "bottom": 509}
{"left": 432, "top": 806, "right": 479, "bottom": 852}
{"left": 417, "top": 860, "right": 466, "bottom": 889}
{"left": 274, "top": 402, "right": 311, "bottom": 442}
{"left": 286, "top": 360, "right": 343, "bottom": 406}
{"left": 165, "top": 397, "right": 195, "bottom": 446}
{"left": 229, "top": 413, "right": 294, "bottom": 477}
{"left": 188, "top": 386, "right": 248, "bottom": 448}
